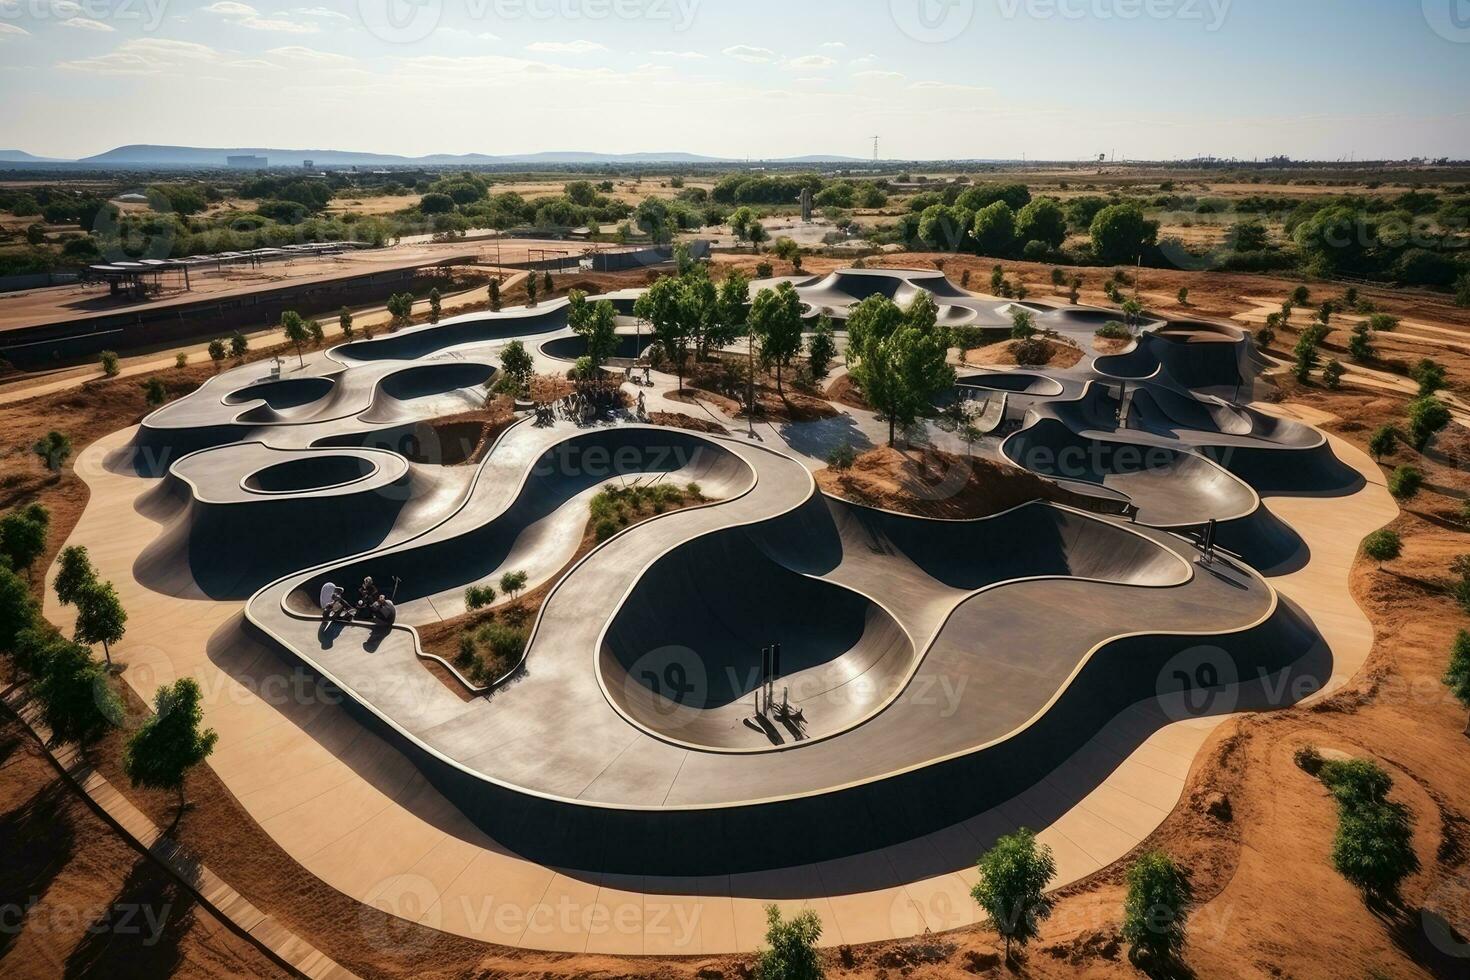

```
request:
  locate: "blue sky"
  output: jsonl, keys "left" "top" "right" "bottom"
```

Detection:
{"left": 1, "top": 0, "right": 1467, "bottom": 160}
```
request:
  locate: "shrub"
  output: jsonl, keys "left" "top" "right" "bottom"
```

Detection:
{"left": 971, "top": 828, "right": 1056, "bottom": 962}
{"left": 754, "top": 905, "right": 823, "bottom": 980}
{"left": 1013, "top": 337, "right": 1052, "bottom": 366}
{"left": 499, "top": 570, "right": 528, "bottom": 600}
{"left": 1096, "top": 321, "right": 1131, "bottom": 341}
{"left": 1316, "top": 758, "right": 1418, "bottom": 904}
{"left": 1122, "top": 851, "right": 1192, "bottom": 967}
{"left": 1387, "top": 466, "right": 1423, "bottom": 500}
{"left": 141, "top": 377, "right": 168, "bottom": 406}
{"left": 1361, "top": 529, "right": 1401, "bottom": 564}
{"left": 1294, "top": 745, "right": 1325, "bottom": 775}
{"left": 99, "top": 350, "right": 120, "bottom": 377}
{"left": 1444, "top": 630, "right": 1470, "bottom": 734}
{"left": 1410, "top": 358, "right": 1447, "bottom": 396}
{"left": 229, "top": 332, "right": 249, "bottom": 358}
{"left": 1322, "top": 359, "right": 1345, "bottom": 390}
{"left": 207, "top": 339, "right": 227, "bottom": 366}
{"left": 464, "top": 584, "right": 497, "bottom": 610}
{"left": 594, "top": 517, "right": 620, "bottom": 542}
{"left": 1347, "top": 324, "right": 1374, "bottom": 362}
{"left": 32, "top": 430, "right": 72, "bottom": 472}
{"left": 1407, "top": 395, "right": 1451, "bottom": 450}
{"left": 1367, "top": 425, "right": 1397, "bottom": 461}
{"left": 826, "top": 442, "right": 857, "bottom": 471}
{"left": 175, "top": 352, "right": 188, "bottom": 369}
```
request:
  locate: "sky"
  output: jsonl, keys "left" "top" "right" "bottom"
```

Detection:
{"left": 1, "top": 0, "right": 1467, "bottom": 161}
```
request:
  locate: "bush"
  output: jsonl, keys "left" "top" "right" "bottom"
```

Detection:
{"left": 1387, "top": 466, "right": 1423, "bottom": 500}
{"left": 175, "top": 352, "right": 188, "bottom": 369}
{"left": 826, "top": 442, "right": 856, "bottom": 471}
{"left": 1407, "top": 395, "right": 1451, "bottom": 450}
{"left": 1315, "top": 758, "right": 1418, "bottom": 904}
{"left": 464, "top": 584, "right": 496, "bottom": 610}
{"left": 99, "top": 350, "right": 120, "bottom": 377}
{"left": 594, "top": 518, "right": 620, "bottom": 543}
{"left": 1294, "top": 745, "right": 1325, "bottom": 775}
{"left": 1361, "top": 529, "right": 1401, "bottom": 563}
{"left": 1095, "top": 321, "right": 1131, "bottom": 341}
{"left": 1367, "top": 425, "right": 1397, "bottom": 461}
{"left": 1410, "top": 358, "right": 1447, "bottom": 396}
{"left": 1012, "top": 337, "right": 1052, "bottom": 366}
{"left": 754, "top": 905, "right": 823, "bottom": 980}
{"left": 1322, "top": 359, "right": 1345, "bottom": 389}
{"left": 141, "top": 377, "right": 167, "bottom": 406}
{"left": 1121, "top": 851, "right": 1192, "bottom": 967}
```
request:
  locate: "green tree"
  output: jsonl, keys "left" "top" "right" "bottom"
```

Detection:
{"left": 807, "top": 315, "right": 837, "bottom": 382}
{"left": 99, "top": 350, "right": 120, "bottom": 377}
{"left": 972, "top": 201, "right": 1017, "bottom": 257}
{"left": 543, "top": 269, "right": 554, "bottom": 292}
{"left": 1177, "top": 286, "right": 1189, "bottom": 306}
{"left": 1367, "top": 425, "right": 1397, "bottom": 462}
{"left": 747, "top": 220, "right": 769, "bottom": 252}
{"left": 754, "top": 905, "right": 823, "bottom": 980}
{"left": 207, "top": 338, "right": 227, "bottom": 369}
{"left": 1322, "top": 359, "right": 1345, "bottom": 390}
{"left": 748, "top": 283, "right": 805, "bottom": 395}
{"left": 1410, "top": 358, "right": 1446, "bottom": 396}
{"left": 1015, "top": 198, "right": 1067, "bottom": 249}
{"left": 499, "top": 340, "right": 534, "bottom": 394}
{"left": 54, "top": 545, "right": 97, "bottom": 607}
{"left": 1009, "top": 308, "right": 1037, "bottom": 340}
{"left": 635, "top": 274, "right": 702, "bottom": 392}
{"left": 1317, "top": 758, "right": 1419, "bottom": 905}
{"left": 229, "top": 332, "right": 249, "bottom": 359}
{"left": 124, "top": 678, "right": 219, "bottom": 813}
{"left": 34, "top": 639, "right": 120, "bottom": 747}
{"left": 1444, "top": 630, "right": 1470, "bottom": 736}
{"left": 1361, "top": 529, "right": 1401, "bottom": 565}
{"left": 714, "top": 269, "right": 751, "bottom": 351}
{"left": 339, "top": 306, "right": 354, "bottom": 340}
{"left": 971, "top": 828, "right": 1056, "bottom": 962}
{"left": 499, "top": 570, "right": 528, "bottom": 602}
{"left": 429, "top": 286, "right": 442, "bottom": 324}
{"left": 1090, "top": 203, "right": 1158, "bottom": 264}
{"left": 1455, "top": 271, "right": 1470, "bottom": 309}
{"left": 1348, "top": 323, "right": 1375, "bottom": 362}
{"left": 772, "top": 236, "right": 803, "bottom": 271}
{"left": 0, "top": 562, "right": 36, "bottom": 653}
{"left": 281, "top": 310, "right": 309, "bottom": 368}
{"left": 0, "top": 505, "right": 48, "bottom": 579}
{"left": 74, "top": 578, "right": 126, "bottom": 667}
{"left": 32, "top": 430, "right": 72, "bottom": 472}
{"left": 525, "top": 269, "right": 539, "bottom": 307}
{"left": 488, "top": 277, "right": 502, "bottom": 312}
{"left": 847, "top": 293, "right": 955, "bottom": 446}
{"left": 1122, "top": 851, "right": 1192, "bottom": 968}
{"left": 1388, "top": 465, "right": 1423, "bottom": 500}
{"left": 1407, "top": 395, "right": 1451, "bottom": 450}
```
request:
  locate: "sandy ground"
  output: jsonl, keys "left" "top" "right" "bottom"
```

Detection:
{"left": 0, "top": 713, "right": 287, "bottom": 979}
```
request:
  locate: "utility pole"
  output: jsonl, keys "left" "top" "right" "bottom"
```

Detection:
{"left": 872, "top": 135, "right": 880, "bottom": 162}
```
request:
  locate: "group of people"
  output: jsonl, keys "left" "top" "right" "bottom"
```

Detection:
{"left": 319, "top": 575, "right": 396, "bottom": 627}
{"left": 532, "top": 381, "right": 634, "bottom": 427}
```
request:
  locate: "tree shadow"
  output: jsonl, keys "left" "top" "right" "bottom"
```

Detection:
{"left": 62, "top": 857, "right": 193, "bottom": 979}
{"left": 0, "top": 779, "right": 76, "bottom": 960}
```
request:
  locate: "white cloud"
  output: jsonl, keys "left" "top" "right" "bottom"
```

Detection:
{"left": 204, "top": 1, "right": 318, "bottom": 33}
{"left": 909, "top": 80, "right": 993, "bottom": 96}
{"left": 0, "top": 22, "right": 30, "bottom": 37}
{"left": 525, "top": 39, "right": 606, "bottom": 54}
{"left": 294, "top": 6, "right": 350, "bottom": 19}
{"left": 820, "top": 41, "right": 845, "bottom": 49}
{"left": 785, "top": 54, "right": 835, "bottom": 70}
{"left": 58, "top": 16, "right": 113, "bottom": 31}
{"left": 854, "top": 69, "right": 905, "bottom": 82}
{"left": 57, "top": 37, "right": 218, "bottom": 74}
{"left": 723, "top": 44, "right": 775, "bottom": 63}
{"left": 650, "top": 49, "right": 706, "bottom": 59}
{"left": 266, "top": 45, "right": 354, "bottom": 64}
{"left": 442, "top": 27, "right": 501, "bottom": 40}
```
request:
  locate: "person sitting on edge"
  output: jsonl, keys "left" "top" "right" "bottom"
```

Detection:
{"left": 372, "top": 595, "right": 396, "bottom": 627}
{"left": 357, "top": 576, "right": 379, "bottom": 608}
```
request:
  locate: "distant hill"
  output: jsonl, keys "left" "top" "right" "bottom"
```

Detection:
{"left": 61, "top": 145, "right": 868, "bottom": 168}
{"left": 0, "top": 149, "right": 66, "bottom": 163}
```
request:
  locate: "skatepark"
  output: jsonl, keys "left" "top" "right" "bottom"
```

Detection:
{"left": 47, "top": 266, "right": 1395, "bottom": 951}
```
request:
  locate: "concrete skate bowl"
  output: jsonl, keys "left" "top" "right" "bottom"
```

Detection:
{"left": 223, "top": 376, "right": 335, "bottom": 412}
{"left": 1128, "top": 386, "right": 1364, "bottom": 496}
{"left": 1003, "top": 417, "right": 1258, "bottom": 527}
{"left": 280, "top": 427, "right": 756, "bottom": 620}
{"left": 1095, "top": 322, "right": 1248, "bottom": 390}
{"left": 356, "top": 360, "right": 495, "bottom": 425}
{"left": 539, "top": 331, "right": 653, "bottom": 363}
{"left": 957, "top": 370, "right": 1064, "bottom": 397}
{"left": 315, "top": 419, "right": 488, "bottom": 466}
{"left": 599, "top": 528, "right": 914, "bottom": 750}
{"left": 799, "top": 268, "right": 964, "bottom": 307}
{"left": 331, "top": 304, "right": 569, "bottom": 363}
{"left": 134, "top": 445, "right": 425, "bottom": 599}
{"left": 600, "top": 496, "right": 1190, "bottom": 752}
